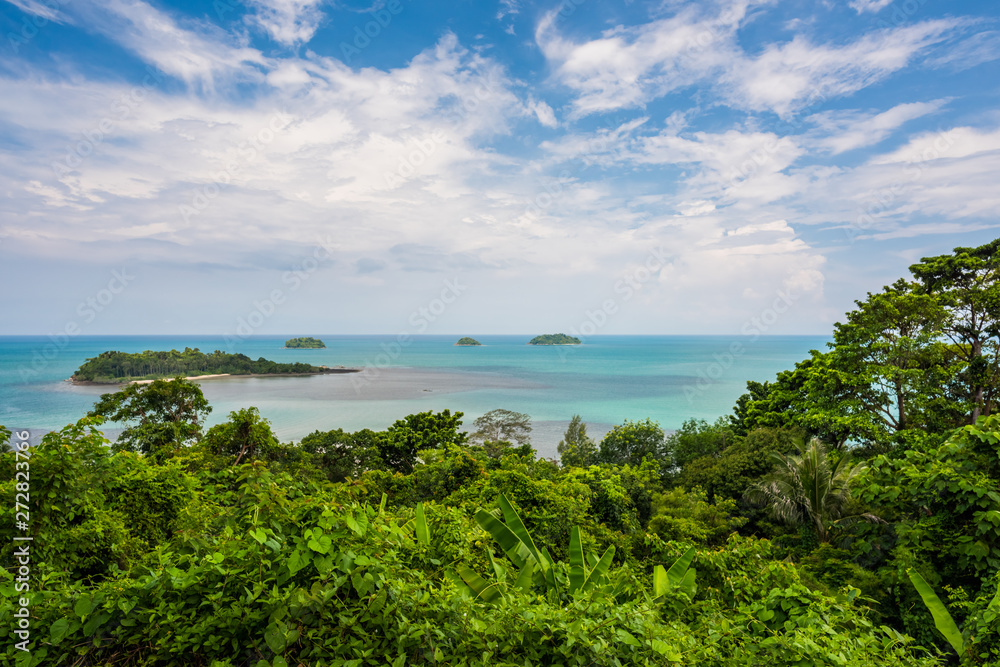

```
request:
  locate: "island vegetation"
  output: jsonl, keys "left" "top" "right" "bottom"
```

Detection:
{"left": 455, "top": 337, "right": 482, "bottom": 346}
{"left": 528, "top": 333, "right": 581, "bottom": 345}
{"left": 4, "top": 239, "right": 1000, "bottom": 665}
{"left": 71, "top": 348, "right": 335, "bottom": 383}
{"left": 284, "top": 337, "right": 326, "bottom": 349}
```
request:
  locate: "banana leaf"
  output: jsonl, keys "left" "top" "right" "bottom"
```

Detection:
{"left": 908, "top": 569, "right": 964, "bottom": 656}
{"left": 414, "top": 502, "right": 430, "bottom": 546}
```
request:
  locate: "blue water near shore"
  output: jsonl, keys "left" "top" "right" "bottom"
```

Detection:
{"left": 0, "top": 335, "right": 828, "bottom": 458}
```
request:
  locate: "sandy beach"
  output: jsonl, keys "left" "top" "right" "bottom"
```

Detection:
{"left": 69, "top": 366, "right": 361, "bottom": 386}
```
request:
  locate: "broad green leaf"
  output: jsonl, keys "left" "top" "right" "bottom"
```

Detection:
{"left": 475, "top": 509, "right": 531, "bottom": 569}
{"left": 455, "top": 565, "right": 501, "bottom": 602}
{"left": 49, "top": 618, "right": 70, "bottom": 644}
{"left": 498, "top": 494, "right": 547, "bottom": 569}
{"left": 307, "top": 533, "right": 332, "bottom": 554}
{"left": 250, "top": 528, "right": 267, "bottom": 544}
{"left": 264, "top": 623, "right": 286, "bottom": 654}
{"left": 653, "top": 565, "right": 668, "bottom": 598}
{"left": 678, "top": 568, "right": 697, "bottom": 598}
{"left": 513, "top": 560, "right": 535, "bottom": 592}
{"left": 287, "top": 549, "right": 309, "bottom": 575}
{"left": 667, "top": 546, "right": 697, "bottom": 586}
{"left": 908, "top": 569, "right": 964, "bottom": 656}
{"left": 568, "top": 526, "right": 586, "bottom": 594}
{"left": 74, "top": 595, "right": 93, "bottom": 619}
{"left": 415, "top": 503, "right": 430, "bottom": 545}
{"left": 580, "top": 545, "right": 615, "bottom": 593}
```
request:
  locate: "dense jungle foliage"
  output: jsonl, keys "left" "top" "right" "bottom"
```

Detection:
{"left": 4, "top": 239, "right": 1000, "bottom": 666}
{"left": 72, "top": 348, "right": 327, "bottom": 383}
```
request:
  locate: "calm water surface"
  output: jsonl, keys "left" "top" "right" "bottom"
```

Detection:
{"left": 0, "top": 335, "right": 827, "bottom": 457}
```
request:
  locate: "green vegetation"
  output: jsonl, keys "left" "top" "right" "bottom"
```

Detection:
{"left": 528, "top": 333, "right": 581, "bottom": 345}
{"left": 72, "top": 347, "right": 329, "bottom": 383}
{"left": 455, "top": 337, "right": 482, "bottom": 346}
{"left": 284, "top": 337, "right": 326, "bottom": 348}
{"left": 6, "top": 239, "right": 1000, "bottom": 665}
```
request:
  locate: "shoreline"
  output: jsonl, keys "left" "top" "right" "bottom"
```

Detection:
{"left": 68, "top": 366, "right": 361, "bottom": 386}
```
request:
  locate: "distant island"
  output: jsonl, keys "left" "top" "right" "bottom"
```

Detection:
{"left": 455, "top": 337, "right": 482, "bottom": 346}
{"left": 529, "top": 333, "right": 582, "bottom": 345}
{"left": 285, "top": 337, "right": 326, "bottom": 349}
{"left": 71, "top": 348, "right": 356, "bottom": 384}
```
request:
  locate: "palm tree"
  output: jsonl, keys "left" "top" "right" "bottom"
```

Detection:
{"left": 745, "top": 437, "right": 876, "bottom": 543}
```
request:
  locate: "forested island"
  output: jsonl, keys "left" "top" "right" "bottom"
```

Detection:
{"left": 455, "top": 337, "right": 482, "bottom": 346}
{"left": 284, "top": 337, "right": 326, "bottom": 349}
{"left": 5, "top": 240, "right": 1000, "bottom": 665}
{"left": 71, "top": 348, "right": 347, "bottom": 383}
{"left": 529, "top": 333, "right": 581, "bottom": 345}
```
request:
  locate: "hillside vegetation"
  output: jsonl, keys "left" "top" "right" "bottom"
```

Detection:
{"left": 4, "top": 239, "right": 1000, "bottom": 665}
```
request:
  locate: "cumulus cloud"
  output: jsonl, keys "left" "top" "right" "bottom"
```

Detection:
{"left": 244, "top": 0, "right": 327, "bottom": 46}
{"left": 538, "top": 0, "right": 962, "bottom": 118}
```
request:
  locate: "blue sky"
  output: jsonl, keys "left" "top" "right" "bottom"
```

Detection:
{"left": 1, "top": 0, "right": 999, "bottom": 337}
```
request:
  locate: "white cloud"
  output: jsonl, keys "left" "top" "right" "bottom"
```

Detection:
{"left": 848, "top": 0, "right": 894, "bottom": 14}
{"left": 807, "top": 100, "right": 946, "bottom": 154}
{"left": 538, "top": 1, "right": 962, "bottom": 118}
{"left": 727, "top": 20, "right": 960, "bottom": 116}
{"left": 528, "top": 98, "right": 558, "bottom": 128}
{"left": 245, "top": 0, "right": 327, "bottom": 46}
{"left": 925, "top": 31, "right": 1000, "bottom": 71}
{"left": 70, "top": 0, "right": 269, "bottom": 90}
{"left": 5, "top": 0, "right": 70, "bottom": 22}
{"left": 536, "top": 1, "right": 754, "bottom": 117}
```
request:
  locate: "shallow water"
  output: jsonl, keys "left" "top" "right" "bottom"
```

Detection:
{"left": 0, "top": 334, "right": 827, "bottom": 457}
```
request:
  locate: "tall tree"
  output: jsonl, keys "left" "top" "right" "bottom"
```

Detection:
{"left": 557, "top": 415, "right": 597, "bottom": 467}
{"left": 825, "top": 279, "right": 956, "bottom": 438}
{"left": 745, "top": 438, "right": 874, "bottom": 543}
{"left": 598, "top": 418, "right": 667, "bottom": 468}
{"left": 381, "top": 410, "right": 467, "bottom": 473}
{"left": 89, "top": 378, "right": 211, "bottom": 459}
{"left": 471, "top": 409, "right": 532, "bottom": 446}
{"left": 910, "top": 239, "right": 1000, "bottom": 422}
{"left": 202, "top": 407, "right": 280, "bottom": 465}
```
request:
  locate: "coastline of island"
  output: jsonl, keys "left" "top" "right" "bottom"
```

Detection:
{"left": 69, "top": 366, "right": 361, "bottom": 386}
{"left": 284, "top": 337, "right": 326, "bottom": 349}
{"left": 528, "top": 333, "right": 582, "bottom": 346}
{"left": 69, "top": 348, "right": 360, "bottom": 385}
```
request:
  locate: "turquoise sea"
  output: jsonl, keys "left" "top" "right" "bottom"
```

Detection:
{"left": 0, "top": 335, "right": 828, "bottom": 458}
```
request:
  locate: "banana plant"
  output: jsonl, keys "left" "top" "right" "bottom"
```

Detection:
{"left": 451, "top": 493, "right": 618, "bottom": 600}
{"left": 472, "top": 493, "right": 562, "bottom": 594}
{"left": 908, "top": 567, "right": 1000, "bottom": 658}
{"left": 652, "top": 546, "right": 697, "bottom": 600}
{"left": 568, "top": 525, "right": 616, "bottom": 595}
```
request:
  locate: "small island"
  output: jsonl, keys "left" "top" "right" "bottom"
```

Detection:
{"left": 285, "top": 337, "right": 326, "bottom": 349}
{"left": 71, "top": 348, "right": 356, "bottom": 384}
{"left": 455, "top": 337, "right": 482, "bottom": 346}
{"left": 528, "top": 333, "right": 582, "bottom": 346}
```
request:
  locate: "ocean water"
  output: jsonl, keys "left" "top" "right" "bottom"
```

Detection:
{"left": 0, "top": 335, "right": 828, "bottom": 458}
